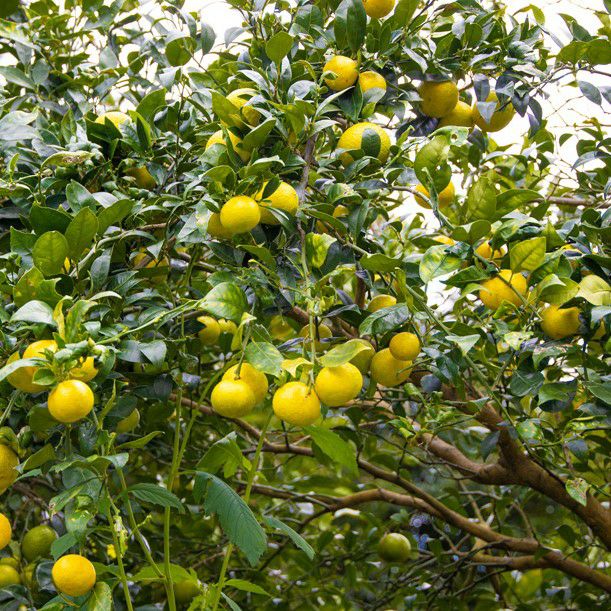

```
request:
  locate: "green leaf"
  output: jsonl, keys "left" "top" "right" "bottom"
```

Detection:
{"left": 97, "top": 199, "right": 133, "bottom": 233}
{"left": 359, "top": 304, "right": 410, "bottom": 335}
{"left": 360, "top": 253, "right": 401, "bottom": 272}
{"left": 136, "top": 88, "right": 167, "bottom": 124}
{"left": 117, "top": 431, "right": 162, "bottom": 450}
{"left": 304, "top": 426, "right": 358, "bottom": 474}
{"left": 245, "top": 341, "right": 282, "bottom": 376}
{"left": 320, "top": 339, "right": 371, "bottom": 367}
{"left": 265, "top": 32, "right": 293, "bottom": 63}
{"left": 41, "top": 150, "right": 93, "bottom": 169}
{"left": 565, "top": 477, "right": 588, "bottom": 507}
{"left": 466, "top": 173, "right": 497, "bottom": 221}
{"left": 242, "top": 118, "right": 276, "bottom": 150}
{"left": 13, "top": 267, "right": 62, "bottom": 307}
{"left": 390, "top": 0, "right": 419, "bottom": 27}
{"left": 577, "top": 275, "right": 611, "bottom": 306}
{"left": 165, "top": 34, "right": 195, "bottom": 66}
{"left": 30, "top": 206, "right": 71, "bottom": 234}
{"left": 305, "top": 233, "right": 336, "bottom": 268}
{"left": 510, "top": 237, "right": 546, "bottom": 272}
{"left": 66, "top": 180, "right": 97, "bottom": 211}
{"left": 65, "top": 207, "right": 99, "bottom": 258}
{"left": 537, "top": 274, "right": 579, "bottom": 305}
{"left": 22, "top": 443, "right": 56, "bottom": 471}
{"left": 193, "top": 472, "right": 267, "bottom": 566}
{"left": 0, "top": 357, "right": 38, "bottom": 383}
{"left": 335, "top": 0, "right": 367, "bottom": 52}
{"left": 127, "top": 483, "right": 184, "bottom": 512}
{"left": 11, "top": 300, "right": 56, "bottom": 326}
{"left": 225, "top": 579, "right": 270, "bottom": 596}
{"left": 446, "top": 334, "right": 480, "bottom": 356}
{"left": 589, "top": 383, "right": 611, "bottom": 405}
{"left": 133, "top": 563, "right": 192, "bottom": 583}
{"left": 32, "top": 231, "right": 69, "bottom": 276}
{"left": 263, "top": 515, "right": 315, "bottom": 560}
{"left": 201, "top": 282, "right": 248, "bottom": 323}
{"left": 414, "top": 136, "right": 451, "bottom": 194}
{"left": 419, "top": 245, "right": 462, "bottom": 283}
{"left": 197, "top": 433, "right": 246, "bottom": 478}
{"left": 86, "top": 581, "right": 113, "bottom": 611}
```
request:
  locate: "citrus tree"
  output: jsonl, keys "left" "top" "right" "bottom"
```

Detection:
{"left": 0, "top": 0, "right": 610, "bottom": 609}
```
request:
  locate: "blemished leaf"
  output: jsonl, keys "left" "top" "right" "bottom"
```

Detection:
{"left": 32, "top": 231, "right": 69, "bottom": 276}
{"left": 305, "top": 232, "right": 336, "bottom": 268}
{"left": 127, "top": 483, "right": 184, "bottom": 512}
{"left": 360, "top": 253, "right": 401, "bottom": 272}
{"left": 13, "top": 267, "right": 62, "bottom": 307}
{"left": 193, "top": 472, "right": 267, "bottom": 566}
{"left": 320, "top": 339, "right": 371, "bottom": 367}
{"left": 245, "top": 341, "right": 283, "bottom": 376}
{"left": 565, "top": 478, "right": 588, "bottom": 507}
{"left": 263, "top": 515, "right": 315, "bottom": 560}
{"left": 265, "top": 31, "right": 293, "bottom": 63}
{"left": 510, "top": 237, "right": 546, "bottom": 272}
{"left": 201, "top": 282, "right": 248, "bottom": 323}
{"left": 304, "top": 426, "right": 358, "bottom": 474}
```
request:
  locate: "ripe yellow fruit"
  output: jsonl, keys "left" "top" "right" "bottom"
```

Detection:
{"left": 48, "top": 379, "right": 95, "bottom": 424}
{"left": 350, "top": 339, "right": 375, "bottom": 373}
{"left": 273, "top": 381, "right": 321, "bottom": 426}
{"left": 6, "top": 352, "right": 40, "bottom": 393}
{"left": 414, "top": 182, "right": 455, "bottom": 208}
{"left": 473, "top": 92, "right": 515, "bottom": 132}
{"left": 95, "top": 111, "right": 129, "bottom": 128}
{"left": 367, "top": 294, "right": 397, "bottom": 312}
{"left": 174, "top": 579, "right": 200, "bottom": 604}
{"left": 0, "top": 557, "right": 19, "bottom": 569}
{"left": 418, "top": 81, "right": 459, "bottom": 118}
{"left": 299, "top": 323, "right": 333, "bottom": 351}
{"left": 22, "top": 339, "right": 58, "bottom": 391}
{"left": 223, "top": 363, "right": 268, "bottom": 405}
{"left": 125, "top": 166, "right": 156, "bottom": 189}
{"left": 218, "top": 319, "right": 237, "bottom": 335}
{"left": 479, "top": 269, "right": 528, "bottom": 310}
{"left": 435, "top": 235, "right": 455, "bottom": 246}
{"left": 0, "top": 565, "right": 21, "bottom": 587}
{"left": 256, "top": 181, "right": 299, "bottom": 225}
{"left": 338, "top": 122, "right": 391, "bottom": 166}
{"left": 0, "top": 445, "right": 19, "bottom": 493}
{"left": 206, "top": 129, "right": 250, "bottom": 162}
{"left": 211, "top": 379, "right": 256, "bottom": 418}
{"left": 378, "top": 532, "right": 411, "bottom": 562}
{"left": 358, "top": 71, "right": 386, "bottom": 94}
{"left": 363, "top": 0, "right": 396, "bottom": 19}
{"left": 370, "top": 348, "right": 411, "bottom": 387}
{"left": 0, "top": 514, "right": 11, "bottom": 550}
{"left": 315, "top": 363, "right": 363, "bottom": 407}
{"left": 70, "top": 357, "right": 98, "bottom": 383}
{"left": 116, "top": 408, "right": 140, "bottom": 433}
{"left": 270, "top": 315, "right": 296, "bottom": 341}
{"left": 226, "top": 88, "right": 260, "bottom": 126}
{"left": 540, "top": 305, "right": 581, "bottom": 340}
{"left": 389, "top": 332, "right": 420, "bottom": 361}
{"left": 323, "top": 55, "right": 358, "bottom": 91}
{"left": 52, "top": 554, "right": 96, "bottom": 597}
{"left": 22, "top": 524, "right": 57, "bottom": 562}
{"left": 207, "top": 212, "right": 233, "bottom": 240}
{"left": 475, "top": 240, "right": 504, "bottom": 260}
{"left": 220, "top": 195, "right": 260, "bottom": 234}
{"left": 437, "top": 100, "right": 474, "bottom": 128}
{"left": 198, "top": 316, "right": 221, "bottom": 345}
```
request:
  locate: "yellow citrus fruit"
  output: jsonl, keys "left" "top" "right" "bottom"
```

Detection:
{"left": 338, "top": 122, "right": 391, "bottom": 166}
{"left": 418, "top": 81, "right": 459, "bottom": 118}
{"left": 223, "top": 363, "right": 268, "bottom": 405}
{"left": 437, "top": 100, "right": 474, "bottom": 128}
{"left": 116, "top": 408, "right": 140, "bottom": 433}
{"left": 220, "top": 195, "right": 260, "bottom": 234}
{"left": 207, "top": 212, "right": 233, "bottom": 240}
{"left": 367, "top": 294, "right": 397, "bottom": 312}
{"left": 389, "top": 332, "right": 420, "bottom": 361}
{"left": 0, "top": 445, "right": 19, "bottom": 493}
{"left": 323, "top": 55, "right": 358, "bottom": 91}
{"left": 197, "top": 316, "right": 221, "bottom": 345}
{"left": 6, "top": 352, "right": 40, "bottom": 393}
{"left": 479, "top": 269, "right": 527, "bottom": 310}
{"left": 218, "top": 319, "right": 237, "bottom": 335}
{"left": 378, "top": 533, "right": 411, "bottom": 562}
{"left": 211, "top": 379, "right": 256, "bottom": 418}
{"left": 22, "top": 525, "right": 57, "bottom": 562}
{"left": 0, "top": 557, "right": 19, "bottom": 569}
{"left": 299, "top": 323, "right": 333, "bottom": 351}
{"left": 363, "top": 0, "right": 395, "bottom": 19}
{"left": 314, "top": 363, "right": 363, "bottom": 407}
{"left": 0, "top": 514, "right": 11, "bottom": 550}
{"left": 22, "top": 339, "right": 58, "bottom": 390}
{"left": 125, "top": 166, "right": 155, "bottom": 189}
{"left": 206, "top": 129, "right": 250, "bottom": 162}
{"left": 95, "top": 111, "right": 129, "bottom": 128}
{"left": 52, "top": 554, "right": 96, "bottom": 597}
{"left": 473, "top": 92, "right": 515, "bottom": 132}
{"left": 370, "top": 348, "right": 411, "bottom": 387}
{"left": 70, "top": 357, "right": 98, "bottom": 383}
{"left": 226, "top": 88, "right": 260, "bottom": 126}
{"left": 414, "top": 182, "right": 455, "bottom": 208}
{"left": 540, "top": 305, "right": 581, "bottom": 340}
{"left": 0, "top": 565, "right": 21, "bottom": 587}
{"left": 358, "top": 71, "right": 386, "bottom": 93}
{"left": 270, "top": 315, "right": 296, "bottom": 341}
{"left": 350, "top": 339, "right": 375, "bottom": 374}
{"left": 435, "top": 235, "right": 455, "bottom": 246}
{"left": 174, "top": 579, "right": 200, "bottom": 604}
{"left": 48, "top": 379, "right": 95, "bottom": 424}
{"left": 273, "top": 381, "right": 321, "bottom": 427}
{"left": 475, "top": 240, "right": 504, "bottom": 260}
{"left": 256, "top": 181, "right": 299, "bottom": 224}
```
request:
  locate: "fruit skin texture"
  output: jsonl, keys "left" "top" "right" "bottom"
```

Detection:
{"left": 0, "top": 445, "right": 19, "bottom": 493}
{"left": 438, "top": 100, "right": 474, "bottom": 128}
{"left": 479, "top": 270, "right": 527, "bottom": 310}
{"left": 220, "top": 195, "right": 261, "bottom": 234}
{"left": 6, "top": 352, "right": 41, "bottom": 393}
{"left": 414, "top": 182, "right": 455, "bottom": 208}
{"left": 475, "top": 240, "right": 504, "bottom": 260}
{"left": 198, "top": 316, "right": 221, "bottom": 345}
{"left": 52, "top": 554, "right": 96, "bottom": 597}
{"left": 269, "top": 315, "right": 296, "bottom": 341}
{"left": 70, "top": 357, "right": 98, "bottom": 383}
{"left": 541, "top": 305, "right": 580, "bottom": 340}
{"left": 226, "top": 88, "right": 260, "bottom": 126}
{"left": 389, "top": 332, "right": 421, "bottom": 361}
{"left": 378, "top": 532, "right": 411, "bottom": 562}
{"left": 256, "top": 181, "right": 299, "bottom": 224}
{"left": 338, "top": 122, "right": 391, "bottom": 166}
{"left": 22, "top": 524, "right": 57, "bottom": 562}
{"left": 207, "top": 213, "right": 233, "bottom": 240}
{"left": 116, "top": 408, "right": 140, "bottom": 433}
{"left": 370, "top": 349, "right": 411, "bottom": 388}
{"left": 473, "top": 92, "right": 515, "bottom": 132}
{"left": 0, "top": 565, "right": 21, "bottom": 587}
{"left": 418, "top": 81, "right": 459, "bottom": 118}
{"left": 315, "top": 363, "right": 363, "bottom": 407}
{"left": 174, "top": 579, "right": 200, "bottom": 604}
{"left": 223, "top": 363, "right": 268, "bottom": 405}
{"left": 206, "top": 129, "right": 250, "bottom": 162}
{"left": 350, "top": 339, "right": 375, "bottom": 374}
{"left": 358, "top": 71, "right": 386, "bottom": 93}
{"left": 363, "top": 0, "right": 395, "bottom": 19}
{"left": 125, "top": 166, "right": 155, "bottom": 189}
{"left": 211, "top": 379, "right": 256, "bottom": 418}
{"left": 22, "top": 339, "right": 58, "bottom": 391}
{"left": 48, "top": 379, "right": 95, "bottom": 424}
{"left": 323, "top": 55, "right": 358, "bottom": 91}
{"left": 95, "top": 111, "right": 129, "bottom": 128}
{"left": 367, "top": 294, "right": 396, "bottom": 312}
{"left": 0, "top": 514, "right": 11, "bottom": 550}
{"left": 273, "top": 382, "right": 321, "bottom": 426}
